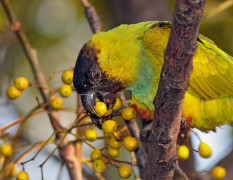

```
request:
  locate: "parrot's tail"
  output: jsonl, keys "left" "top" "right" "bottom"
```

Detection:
{"left": 183, "top": 93, "right": 233, "bottom": 132}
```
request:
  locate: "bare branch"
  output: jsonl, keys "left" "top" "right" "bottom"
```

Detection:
{"left": 80, "top": 0, "right": 102, "bottom": 34}
{"left": 143, "top": 0, "right": 206, "bottom": 179}
{"left": 120, "top": 92, "right": 147, "bottom": 178}
{"left": 75, "top": 94, "right": 83, "bottom": 180}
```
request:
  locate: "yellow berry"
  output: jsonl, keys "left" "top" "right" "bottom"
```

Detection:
{"left": 211, "top": 166, "right": 226, "bottom": 179}
{"left": 7, "top": 85, "right": 22, "bottom": 100}
{"left": 107, "top": 147, "right": 120, "bottom": 158}
{"left": 112, "top": 96, "right": 122, "bottom": 110}
{"left": 84, "top": 128, "right": 98, "bottom": 141}
{"left": 62, "top": 70, "right": 73, "bottom": 84}
{"left": 102, "top": 120, "right": 117, "bottom": 133}
{"left": 177, "top": 145, "right": 189, "bottom": 161}
{"left": 59, "top": 84, "right": 72, "bottom": 98}
{"left": 104, "top": 108, "right": 113, "bottom": 116}
{"left": 95, "top": 102, "right": 107, "bottom": 117}
{"left": 17, "top": 170, "right": 29, "bottom": 180}
{"left": 121, "top": 107, "right": 137, "bottom": 120}
{"left": 0, "top": 143, "right": 12, "bottom": 157}
{"left": 123, "top": 136, "right": 139, "bottom": 151}
{"left": 109, "top": 137, "right": 123, "bottom": 149}
{"left": 51, "top": 97, "right": 63, "bottom": 110}
{"left": 14, "top": 77, "right": 29, "bottom": 91}
{"left": 198, "top": 142, "right": 212, "bottom": 158}
{"left": 104, "top": 133, "right": 114, "bottom": 143}
{"left": 118, "top": 165, "right": 132, "bottom": 179}
{"left": 92, "top": 159, "right": 106, "bottom": 173}
{"left": 91, "top": 149, "right": 102, "bottom": 161}
{"left": 8, "top": 164, "right": 18, "bottom": 177}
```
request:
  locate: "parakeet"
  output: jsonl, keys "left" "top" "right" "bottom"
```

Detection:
{"left": 73, "top": 21, "right": 233, "bottom": 131}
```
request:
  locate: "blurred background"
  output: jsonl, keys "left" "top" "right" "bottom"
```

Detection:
{"left": 0, "top": 0, "right": 233, "bottom": 179}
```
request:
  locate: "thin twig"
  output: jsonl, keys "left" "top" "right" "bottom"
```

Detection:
{"left": 12, "top": 105, "right": 42, "bottom": 143}
{"left": 40, "top": 166, "right": 44, "bottom": 180}
{"left": 56, "top": 163, "right": 65, "bottom": 180}
{"left": 0, "top": 139, "right": 54, "bottom": 179}
{"left": 102, "top": 154, "right": 137, "bottom": 166}
{"left": 190, "top": 128, "right": 202, "bottom": 142}
{"left": 0, "top": 109, "right": 44, "bottom": 133}
{"left": 69, "top": 132, "right": 96, "bottom": 149}
{"left": 39, "top": 133, "right": 68, "bottom": 168}
{"left": 48, "top": 67, "right": 73, "bottom": 81}
{"left": 174, "top": 160, "right": 189, "bottom": 180}
{"left": 20, "top": 131, "right": 57, "bottom": 166}
{"left": 16, "top": 140, "right": 55, "bottom": 165}
{"left": 75, "top": 94, "right": 83, "bottom": 180}
{"left": 119, "top": 92, "right": 146, "bottom": 177}
{"left": 84, "top": 160, "right": 105, "bottom": 180}
{"left": 203, "top": 0, "right": 233, "bottom": 19}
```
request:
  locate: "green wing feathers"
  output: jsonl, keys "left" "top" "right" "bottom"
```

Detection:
{"left": 134, "top": 22, "right": 233, "bottom": 131}
{"left": 90, "top": 21, "right": 233, "bottom": 131}
{"left": 184, "top": 35, "right": 233, "bottom": 131}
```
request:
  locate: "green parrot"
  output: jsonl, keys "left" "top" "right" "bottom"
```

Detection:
{"left": 73, "top": 21, "right": 233, "bottom": 131}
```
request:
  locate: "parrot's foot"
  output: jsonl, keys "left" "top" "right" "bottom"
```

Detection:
{"left": 140, "top": 121, "right": 154, "bottom": 142}
{"left": 181, "top": 116, "right": 186, "bottom": 129}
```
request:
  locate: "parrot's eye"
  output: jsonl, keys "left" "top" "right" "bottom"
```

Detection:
{"left": 90, "top": 66, "right": 102, "bottom": 82}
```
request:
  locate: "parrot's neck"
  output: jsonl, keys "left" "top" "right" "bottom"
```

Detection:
{"left": 127, "top": 50, "right": 158, "bottom": 110}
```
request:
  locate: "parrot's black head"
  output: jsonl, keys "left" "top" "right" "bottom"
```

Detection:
{"left": 73, "top": 43, "right": 125, "bottom": 128}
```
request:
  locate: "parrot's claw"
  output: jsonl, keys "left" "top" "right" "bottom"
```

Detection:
{"left": 180, "top": 117, "right": 187, "bottom": 130}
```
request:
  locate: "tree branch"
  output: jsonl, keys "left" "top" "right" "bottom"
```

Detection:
{"left": 0, "top": 0, "right": 81, "bottom": 179}
{"left": 80, "top": 0, "right": 102, "bottom": 34}
{"left": 143, "top": 0, "right": 206, "bottom": 179}
{"left": 120, "top": 93, "right": 147, "bottom": 178}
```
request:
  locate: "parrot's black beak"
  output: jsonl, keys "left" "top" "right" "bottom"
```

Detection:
{"left": 80, "top": 91, "right": 97, "bottom": 117}
{"left": 81, "top": 91, "right": 102, "bottom": 129}
{"left": 81, "top": 91, "right": 117, "bottom": 115}
{"left": 80, "top": 91, "right": 117, "bottom": 129}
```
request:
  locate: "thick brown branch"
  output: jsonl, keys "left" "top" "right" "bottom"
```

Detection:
{"left": 80, "top": 0, "right": 102, "bottom": 34}
{"left": 0, "top": 0, "right": 81, "bottom": 179}
{"left": 143, "top": 0, "right": 206, "bottom": 179}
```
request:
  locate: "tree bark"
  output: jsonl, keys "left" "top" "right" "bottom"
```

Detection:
{"left": 143, "top": 0, "right": 206, "bottom": 179}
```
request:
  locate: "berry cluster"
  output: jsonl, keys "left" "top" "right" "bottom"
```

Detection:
{"left": 177, "top": 135, "right": 226, "bottom": 179}
{"left": 7, "top": 77, "right": 29, "bottom": 100}
{"left": 84, "top": 99, "right": 140, "bottom": 179}
{"left": 3, "top": 70, "right": 227, "bottom": 180}
{"left": 3, "top": 69, "right": 142, "bottom": 179}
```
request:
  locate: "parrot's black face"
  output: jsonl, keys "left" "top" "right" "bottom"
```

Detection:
{"left": 73, "top": 43, "right": 124, "bottom": 128}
